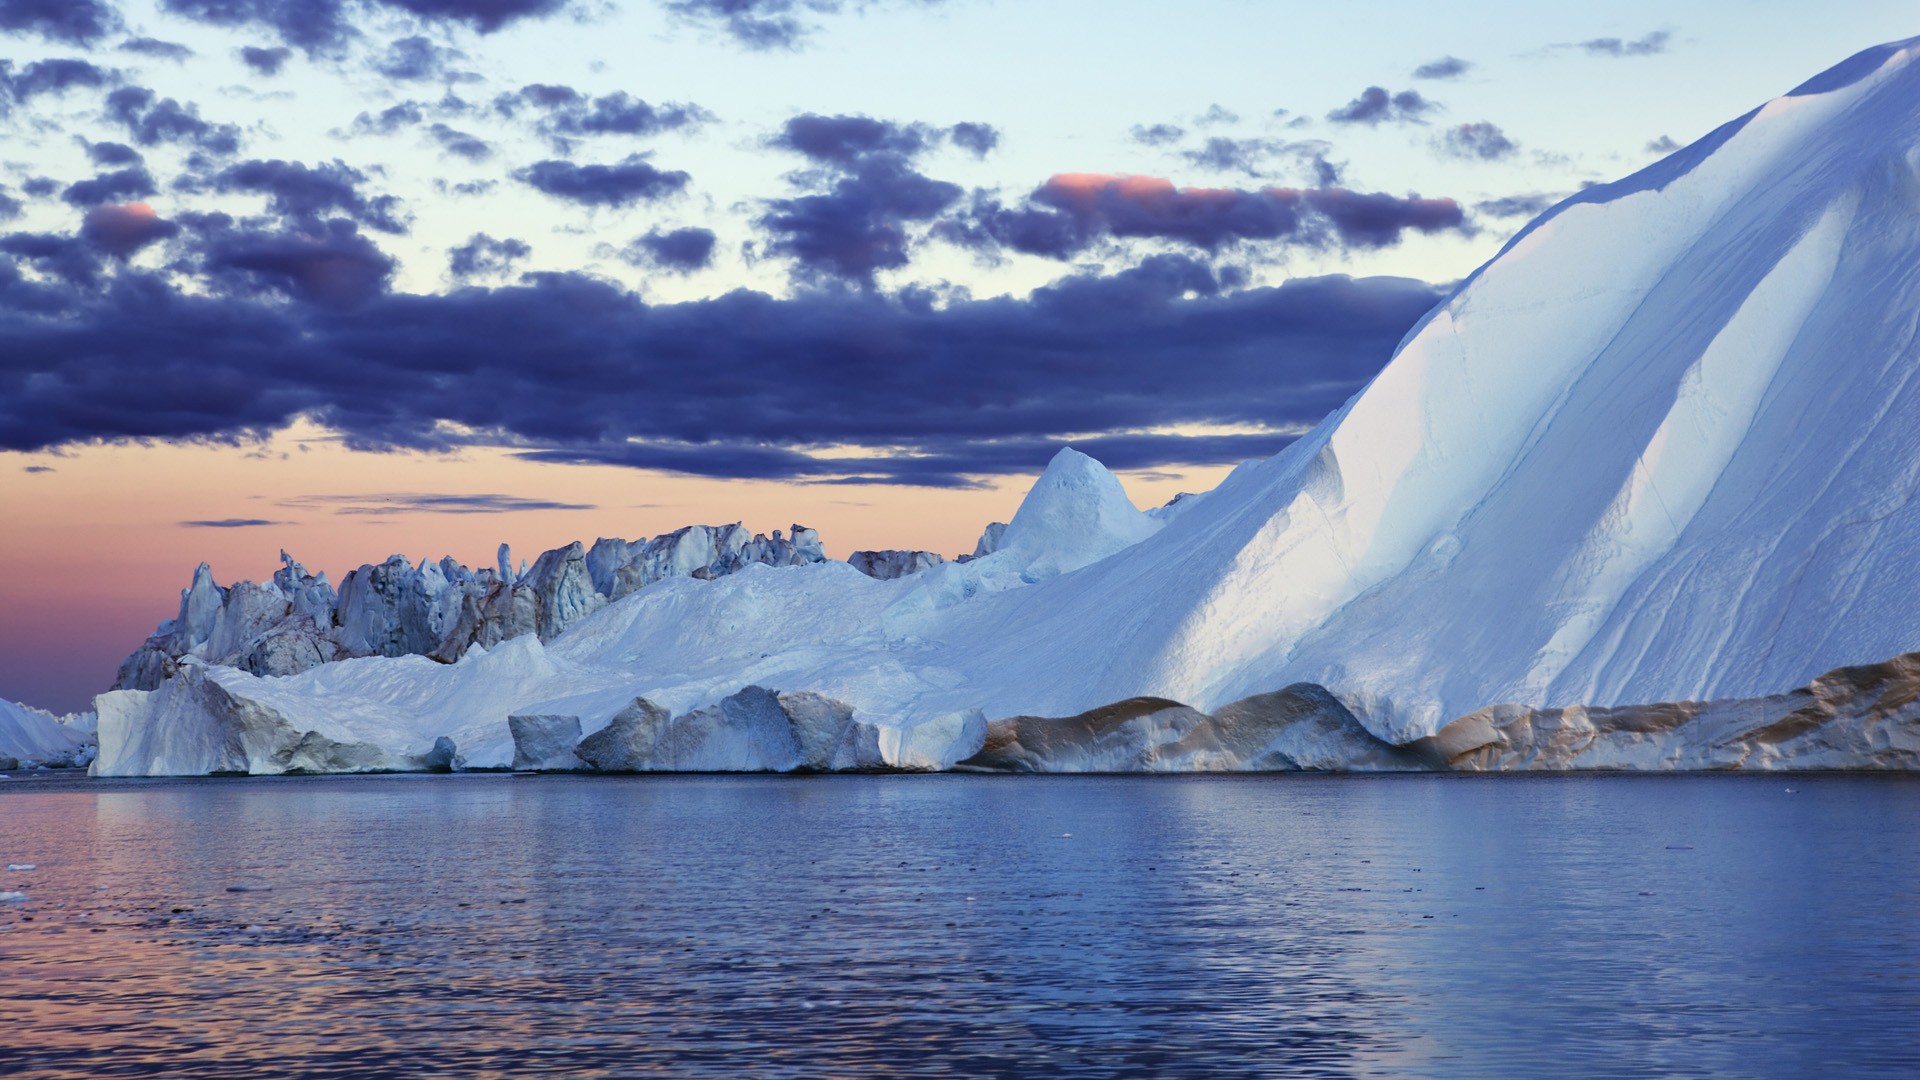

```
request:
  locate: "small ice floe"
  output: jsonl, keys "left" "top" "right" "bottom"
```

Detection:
{"left": 1059, "top": 833, "right": 1072, "bottom": 839}
{"left": 224, "top": 885, "right": 273, "bottom": 893}
{"left": 0, "top": 891, "right": 26, "bottom": 903}
{"left": 6, "top": 864, "right": 35, "bottom": 872}
{"left": 1784, "top": 788, "right": 1798, "bottom": 794}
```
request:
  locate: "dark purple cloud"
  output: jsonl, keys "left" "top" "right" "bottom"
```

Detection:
{"left": 118, "top": 36, "right": 195, "bottom": 61}
{"left": 378, "top": 0, "right": 568, "bottom": 32}
{"left": 773, "top": 113, "right": 937, "bottom": 166}
{"left": 281, "top": 492, "right": 594, "bottom": 514}
{"left": 1579, "top": 31, "right": 1669, "bottom": 57}
{"left": 1, "top": 58, "right": 116, "bottom": 106}
{"left": 759, "top": 113, "right": 973, "bottom": 286}
{"left": 372, "top": 35, "right": 471, "bottom": 81}
{"left": 429, "top": 124, "right": 491, "bottom": 161}
{"left": 201, "top": 158, "right": 410, "bottom": 233}
{"left": 85, "top": 141, "right": 143, "bottom": 166}
{"left": 0, "top": 187, "right": 20, "bottom": 221}
{"left": 351, "top": 101, "right": 425, "bottom": 135}
{"left": 1326, "top": 86, "right": 1438, "bottom": 125}
{"left": 493, "top": 84, "right": 711, "bottom": 141}
{"left": 197, "top": 217, "right": 395, "bottom": 307}
{"left": 80, "top": 203, "right": 181, "bottom": 258}
{"left": 164, "top": 0, "right": 569, "bottom": 55}
{"left": 514, "top": 156, "right": 690, "bottom": 208}
{"left": 956, "top": 174, "right": 1467, "bottom": 258}
{"left": 1437, "top": 121, "right": 1518, "bottom": 161}
{"left": 950, "top": 121, "right": 999, "bottom": 158}
{"left": 62, "top": 167, "right": 157, "bottom": 207}
{"left": 447, "top": 232, "right": 529, "bottom": 280}
{"left": 239, "top": 45, "right": 292, "bottom": 75}
{"left": 664, "top": 0, "right": 807, "bottom": 49}
{"left": 105, "top": 86, "right": 241, "bottom": 154}
{"left": 0, "top": 0, "right": 119, "bottom": 45}
{"left": 1413, "top": 55, "right": 1471, "bottom": 79}
{"left": 1131, "top": 123, "right": 1185, "bottom": 146}
{"left": 1475, "top": 193, "right": 1561, "bottom": 219}
{"left": 179, "top": 518, "right": 281, "bottom": 527}
{"left": 20, "top": 177, "right": 57, "bottom": 197}
{"left": 1646, "top": 134, "right": 1680, "bottom": 154}
{"left": 622, "top": 226, "right": 715, "bottom": 273}
{"left": 0, "top": 241, "right": 1441, "bottom": 486}
{"left": 162, "top": 0, "right": 350, "bottom": 55}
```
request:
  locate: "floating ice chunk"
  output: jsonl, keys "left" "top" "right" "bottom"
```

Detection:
{"left": 0, "top": 891, "right": 25, "bottom": 902}
{"left": 6, "top": 864, "right": 35, "bottom": 872}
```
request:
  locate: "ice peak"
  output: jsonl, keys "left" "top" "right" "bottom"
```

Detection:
{"left": 999, "top": 447, "right": 1160, "bottom": 577}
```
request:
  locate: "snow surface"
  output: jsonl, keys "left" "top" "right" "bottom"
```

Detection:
{"left": 91, "top": 37, "right": 1920, "bottom": 773}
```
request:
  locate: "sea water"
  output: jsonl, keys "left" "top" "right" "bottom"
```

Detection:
{"left": 1, "top": 772, "right": 1915, "bottom": 1078}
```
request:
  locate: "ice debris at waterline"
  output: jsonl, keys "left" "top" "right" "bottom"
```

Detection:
{"left": 80, "top": 37, "right": 1920, "bottom": 776}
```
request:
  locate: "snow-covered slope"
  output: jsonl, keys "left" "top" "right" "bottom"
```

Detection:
{"left": 936, "top": 36, "right": 1920, "bottom": 740}
{"left": 93, "top": 38, "right": 1920, "bottom": 773}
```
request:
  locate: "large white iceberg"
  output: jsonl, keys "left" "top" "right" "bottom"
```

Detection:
{"left": 90, "top": 37, "right": 1920, "bottom": 774}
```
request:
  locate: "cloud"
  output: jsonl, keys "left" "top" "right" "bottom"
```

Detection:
{"left": 201, "top": 158, "right": 410, "bottom": 233}
{"left": 162, "top": 0, "right": 569, "bottom": 56}
{"left": 1327, "top": 86, "right": 1438, "bottom": 125}
{"left": 950, "top": 121, "right": 998, "bottom": 158}
{"left": 0, "top": 243, "right": 1444, "bottom": 486}
{"left": 180, "top": 517, "right": 282, "bottom": 527}
{"left": 195, "top": 217, "right": 396, "bottom": 307}
{"left": 371, "top": 35, "right": 473, "bottom": 82}
{"left": 280, "top": 493, "right": 595, "bottom": 514}
{"left": 1436, "top": 122, "right": 1518, "bottom": 161}
{"left": 105, "top": 86, "right": 241, "bottom": 154}
{"left": 0, "top": 187, "right": 19, "bottom": 221}
{"left": 772, "top": 113, "right": 937, "bottom": 166}
{"left": 1578, "top": 31, "right": 1669, "bottom": 58}
{"left": 22, "top": 464, "right": 53, "bottom": 472}
{"left": 118, "top": 36, "right": 195, "bottom": 61}
{"left": 1474, "top": 193, "right": 1562, "bottom": 219}
{"left": 492, "top": 84, "right": 711, "bottom": 142}
{"left": 759, "top": 113, "right": 969, "bottom": 286}
{"left": 1413, "top": 55, "right": 1471, "bottom": 79}
{"left": 664, "top": 0, "right": 838, "bottom": 50}
{"left": 1131, "top": 123, "right": 1185, "bottom": 147}
{"left": 2, "top": 58, "right": 116, "bottom": 106}
{"left": 0, "top": 0, "right": 119, "bottom": 45}
{"left": 447, "top": 232, "right": 530, "bottom": 281}
{"left": 620, "top": 226, "right": 715, "bottom": 273}
{"left": 954, "top": 174, "right": 1468, "bottom": 258}
{"left": 239, "top": 45, "right": 293, "bottom": 76}
{"left": 351, "top": 101, "right": 425, "bottom": 135}
{"left": 62, "top": 167, "right": 157, "bottom": 207}
{"left": 428, "top": 123, "right": 491, "bottom": 161}
{"left": 1645, "top": 134, "right": 1680, "bottom": 154}
{"left": 514, "top": 156, "right": 691, "bottom": 208}
{"left": 1195, "top": 104, "right": 1239, "bottom": 126}
{"left": 376, "top": 0, "right": 568, "bottom": 33}
{"left": 85, "top": 141, "right": 143, "bottom": 166}
{"left": 81, "top": 202, "right": 180, "bottom": 257}
{"left": 1181, "top": 137, "right": 1338, "bottom": 181}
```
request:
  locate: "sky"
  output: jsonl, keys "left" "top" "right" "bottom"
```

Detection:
{"left": 0, "top": 0, "right": 1914, "bottom": 711}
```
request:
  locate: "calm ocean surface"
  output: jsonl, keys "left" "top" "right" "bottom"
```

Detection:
{"left": 0, "top": 772, "right": 1915, "bottom": 1078}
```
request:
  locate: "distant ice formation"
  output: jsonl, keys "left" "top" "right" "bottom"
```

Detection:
{"left": 0, "top": 698, "right": 96, "bottom": 770}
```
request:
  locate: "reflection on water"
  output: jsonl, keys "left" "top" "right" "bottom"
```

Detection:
{"left": 1, "top": 773, "right": 1916, "bottom": 1078}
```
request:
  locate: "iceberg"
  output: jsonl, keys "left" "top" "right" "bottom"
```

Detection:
{"left": 85, "top": 37, "right": 1920, "bottom": 775}
{"left": 0, "top": 698, "right": 95, "bottom": 769}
